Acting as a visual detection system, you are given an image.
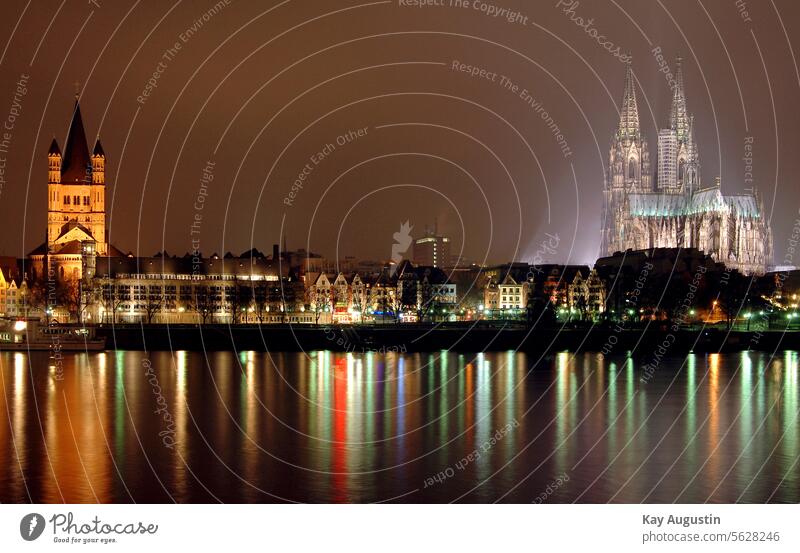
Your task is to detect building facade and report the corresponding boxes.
[602,59,772,275]
[412,229,450,268]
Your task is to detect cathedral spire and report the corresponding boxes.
[617,63,640,141]
[670,56,690,142]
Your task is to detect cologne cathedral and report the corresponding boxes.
[601,58,772,275]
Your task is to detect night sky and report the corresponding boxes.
[0,0,798,267]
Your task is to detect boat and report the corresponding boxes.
[0,318,106,351]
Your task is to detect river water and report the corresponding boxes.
[0,350,797,503]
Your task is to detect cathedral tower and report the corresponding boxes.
[657,57,700,194]
[602,63,651,255]
[607,63,651,193]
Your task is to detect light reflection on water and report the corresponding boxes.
[0,350,797,503]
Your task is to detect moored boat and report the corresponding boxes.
[0,318,106,351]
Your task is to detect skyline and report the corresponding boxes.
[0,0,798,267]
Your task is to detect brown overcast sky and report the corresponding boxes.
[0,0,798,266]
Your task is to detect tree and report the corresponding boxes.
[27,277,48,319]
[192,285,216,324]
[717,270,750,330]
[99,281,128,323]
[143,284,163,324]
[56,279,88,323]
[351,283,364,320]
[227,278,251,324]
[306,285,326,324]
[252,282,269,323]
[328,285,340,322]
[526,296,555,327]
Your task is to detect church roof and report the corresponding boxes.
[687,188,727,213]
[61,99,92,183]
[628,188,762,218]
[28,242,48,256]
[53,240,85,255]
[49,138,61,155]
[724,195,761,218]
[57,220,93,240]
[105,244,128,258]
[628,193,688,217]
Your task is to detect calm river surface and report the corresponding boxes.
[0,350,797,503]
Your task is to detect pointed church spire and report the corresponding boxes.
[617,63,640,141]
[670,56,690,142]
[48,137,61,155]
[61,98,92,183]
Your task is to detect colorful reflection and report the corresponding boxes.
[0,350,797,503]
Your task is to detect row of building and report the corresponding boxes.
[0,247,598,324]
[5,239,797,325]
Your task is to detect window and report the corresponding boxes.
[64,195,70,205]
[83,196,89,206]
[628,158,636,180]
[73,195,80,205]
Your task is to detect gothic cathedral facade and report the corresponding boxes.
[601,59,772,275]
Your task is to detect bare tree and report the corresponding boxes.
[252,282,268,323]
[192,285,216,324]
[227,278,251,324]
[144,284,163,324]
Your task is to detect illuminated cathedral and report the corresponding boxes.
[601,58,772,275]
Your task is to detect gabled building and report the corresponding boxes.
[368,268,399,321]
[497,274,528,310]
[568,269,606,319]
[396,262,457,321]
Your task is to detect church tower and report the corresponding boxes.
[657,57,700,194]
[607,63,651,193]
[602,63,651,255]
[47,96,107,255]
